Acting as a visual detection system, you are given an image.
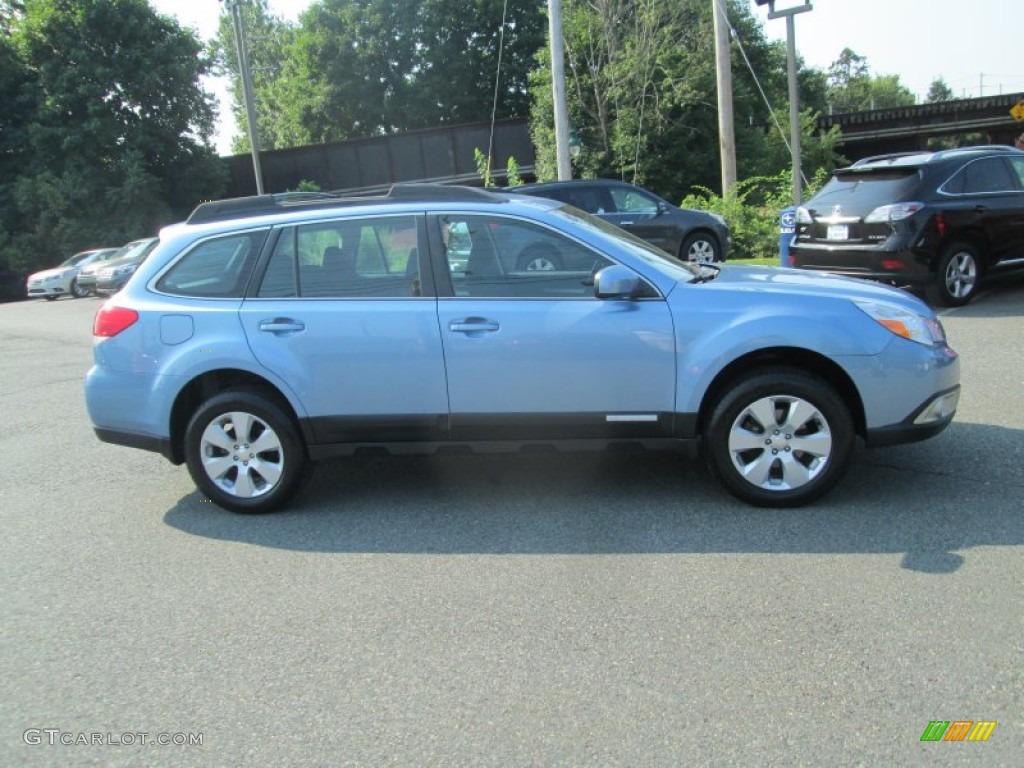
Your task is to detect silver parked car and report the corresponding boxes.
[25,248,118,300]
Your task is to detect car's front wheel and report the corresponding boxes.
[184,389,305,513]
[70,279,89,299]
[704,369,854,507]
[929,240,981,307]
[681,232,721,264]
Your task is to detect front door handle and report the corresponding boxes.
[258,317,305,335]
[449,317,500,334]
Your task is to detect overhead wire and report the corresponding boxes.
[486,0,512,186]
[716,0,809,186]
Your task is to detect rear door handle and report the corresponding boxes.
[258,317,305,335]
[449,317,500,334]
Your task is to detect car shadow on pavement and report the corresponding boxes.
[163,421,1023,574]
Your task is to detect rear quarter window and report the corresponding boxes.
[156,231,267,298]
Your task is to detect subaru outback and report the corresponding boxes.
[85,185,959,512]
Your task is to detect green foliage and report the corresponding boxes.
[475,148,524,187]
[926,78,954,103]
[474,147,493,187]
[680,169,829,261]
[826,47,915,112]
[218,0,547,150]
[290,179,323,192]
[529,0,831,201]
[506,156,523,187]
[1,0,225,275]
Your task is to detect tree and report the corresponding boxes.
[2,0,225,273]
[529,0,834,200]
[216,0,547,150]
[926,78,954,103]
[213,0,296,153]
[826,47,914,112]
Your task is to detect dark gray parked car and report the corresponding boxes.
[515,180,730,264]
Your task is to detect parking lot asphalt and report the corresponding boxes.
[2,280,1022,767]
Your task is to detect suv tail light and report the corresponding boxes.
[94,305,139,338]
[864,202,925,223]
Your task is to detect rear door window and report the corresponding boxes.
[258,215,422,298]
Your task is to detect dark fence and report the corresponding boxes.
[224,118,535,197]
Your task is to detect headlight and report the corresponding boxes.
[44,273,64,283]
[854,301,945,346]
[114,264,137,276]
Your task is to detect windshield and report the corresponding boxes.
[548,203,701,281]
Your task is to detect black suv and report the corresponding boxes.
[516,179,730,264]
[788,146,1024,306]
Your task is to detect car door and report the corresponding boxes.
[602,185,677,253]
[941,156,1024,264]
[430,212,677,442]
[239,213,450,444]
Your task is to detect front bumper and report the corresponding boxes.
[864,385,960,447]
[26,283,66,298]
[95,277,129,295]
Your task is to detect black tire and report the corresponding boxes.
[704,369,854,507]
[70,279,89,299]
[44,295,58,301]
[517,246,561,271]
[184,389,305,513]
[928,240,981,307]
[680,232,721,264]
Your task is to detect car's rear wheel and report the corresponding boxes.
[704,369,854,507]
[929,240,980,307]
[70,279,88,299]
[681,232,720,264]
[44,295,58,301]
[184,389,305,513]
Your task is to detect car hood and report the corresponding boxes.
[689,264,932,313]
[28,266,74,280]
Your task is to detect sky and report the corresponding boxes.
[151,0,1024,156]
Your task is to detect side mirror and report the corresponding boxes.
[656,201,670,215]
[594,265,642,299]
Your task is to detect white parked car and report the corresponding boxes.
[25,248,117,301]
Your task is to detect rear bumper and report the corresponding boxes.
[93,427,177,462]
[788,238,933,284]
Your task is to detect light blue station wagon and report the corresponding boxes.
[85,185,960,512]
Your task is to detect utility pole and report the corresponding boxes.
[223,0,264,194]
[548,0,572,180]
[756,1,813,206]
[712,0,736,196]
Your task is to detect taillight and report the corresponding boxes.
[94,304,139,338]
[934,212,947,237]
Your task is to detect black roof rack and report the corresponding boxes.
[186,184,507,225]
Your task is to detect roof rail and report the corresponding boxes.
[186,184,506,225]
